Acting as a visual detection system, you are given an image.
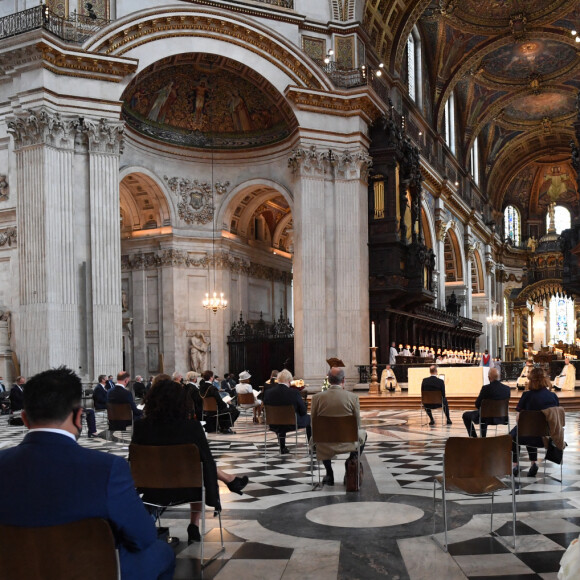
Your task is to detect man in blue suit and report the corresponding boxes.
[107,371,143,430]
[93,374,110,410]
[0,366,175,580]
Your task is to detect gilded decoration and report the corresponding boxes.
[121,249,292,283]
[78,0,109,19]
[122,54,295,150]
[336,36,355,70]
[163,175,230,226]
[302,36,325,62]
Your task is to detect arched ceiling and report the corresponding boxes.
[362,0,580,211]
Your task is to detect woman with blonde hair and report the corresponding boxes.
[511,367,559,478]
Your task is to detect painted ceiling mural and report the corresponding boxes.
[362,0,580,211]
[122,54,296,150]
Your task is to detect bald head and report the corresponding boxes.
[488,367,499,382]
[328,367,345,385]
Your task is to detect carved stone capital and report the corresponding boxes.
[435,218,454,242]
[7,109,76,150]
[84,118,125,155]
[288,146,332,177]
[333,149,373,181]
[0,227,17,247]
[485,260,496,276]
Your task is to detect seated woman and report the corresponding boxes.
[516,359,534,391]
[235,370,261,423]
[379,364,399,392]
[199,370,240,434]
[511,367,559,478]
[553,357,576,391]
[131,379,249,544]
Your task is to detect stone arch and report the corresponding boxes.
[444,227,464,283]
[421,201,435,250]
[472,248,485,295]
[119,168,173,235]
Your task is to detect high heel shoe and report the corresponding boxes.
[226,475,249,495]
[187,523,201,545]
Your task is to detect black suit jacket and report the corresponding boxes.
[92,383,109,410]
[263,383,309,431]
[9,385,24,412]
[184,382,203,421]
[421,375,446,409]
[473,379,510,424]
[199,380,229,411]
[107,384,143,429]
[131,417,219,509]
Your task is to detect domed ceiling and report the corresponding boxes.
[122,53,297,150]
[362,0,580,210]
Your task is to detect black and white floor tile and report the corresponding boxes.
[1,408,579,579]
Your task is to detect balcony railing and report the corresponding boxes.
[0,6,109,43]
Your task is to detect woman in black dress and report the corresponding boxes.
[132,379,248,543]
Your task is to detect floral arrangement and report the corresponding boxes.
[321,377,330,391]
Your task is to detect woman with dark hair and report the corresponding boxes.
[511,367,559,478]
[131,379,248,544]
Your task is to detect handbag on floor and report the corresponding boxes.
[344,455,363,492]
[545,438,564,465]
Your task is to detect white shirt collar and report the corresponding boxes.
[115,383,127,390]
[29,427,76,442]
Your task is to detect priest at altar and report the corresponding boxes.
[380,365,399,392]
[516,359,534,390]
[553,358,576,391]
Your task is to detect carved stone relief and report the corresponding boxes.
[189,331,210,373]
[288,145,372,181]
[0,228,17,247]
[435,218,455,242]
[0,175,8,201]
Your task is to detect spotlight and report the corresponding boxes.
[376,69,382,77]
[324,57,330,64]
[419,131,423,136]
[328,49,334,56]
[379,63,384,68]
[576,36,580,43]
[454,181,459,186]
[572,30,577,35]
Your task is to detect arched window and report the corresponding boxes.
[470,137,479,186]
[406,27,422,108]
[504,205,520,245]
[549,295,575,344]
[443,93,456,155]
[546,205,571,235]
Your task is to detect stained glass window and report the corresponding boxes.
[545,205,571,235]
[549,296,575,344]
[504,205,520,245]
[407,35,416,102]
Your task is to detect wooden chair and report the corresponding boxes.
[421,390,444,425]
[310,414,359,490]
[237,392,257,423]
[129,443,224,568]
[201,396,232,433]
[433,434,516,552]
[263,404,308,462]
[475,398,510,437]
[0,518,119,580]
[516,410,563,484]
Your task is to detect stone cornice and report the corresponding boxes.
[121,248,292,283]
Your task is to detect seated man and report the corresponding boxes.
[379,364,399,393]
[133,375,147,399]
[553,357,576,391]
[517,359,534,391]
[462,367,510,437]
[92,374,109,410]
[9,376,25,412]
[311,367,367,486]
[199,370,239,434]
[262,368,311,455]
[421,365,452,426]
[107,371,143,431]
[0,367,175,580]
[184,371,203,421]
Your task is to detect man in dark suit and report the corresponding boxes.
[462,367,510,437]
[107,371,143,430]
[263,369,311,454]
[9,376,25,412]
[421,365,452,426]
[0,367,175,580]
[92,374,109,410]
[199,370,239,434]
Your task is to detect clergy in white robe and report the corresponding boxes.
[380,365,399,392]
[517,359,534,390]
[389,342,398,365]
[553,358,576,391]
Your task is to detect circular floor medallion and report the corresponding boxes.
[306,501,424,528]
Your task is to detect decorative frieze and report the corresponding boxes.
[288,145,371,181]
[0,227,16,247]
[163,175,229,225]
[121,249,292,283]
[334,149,372,181]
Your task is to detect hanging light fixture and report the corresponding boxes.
[202,127,227,314]
[486,309,503,326]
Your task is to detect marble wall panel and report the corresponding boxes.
[146,274,158,326]
[249,280,271,320]
[187,273,207,323]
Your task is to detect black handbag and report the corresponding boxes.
[545,438,564,465]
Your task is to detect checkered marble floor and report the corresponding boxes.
[1,409,579,579]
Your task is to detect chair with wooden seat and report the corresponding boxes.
[201,396,232,433]
[516,410,563,484]
[237,392,257,423]
[474,398,511,437]
[433,434,516,552]
[129,443,224,568]
[310,414,360,490]
[106,403,133,442]
[0,518,119,580]
[421,390,444,425]
[263,404,308,461]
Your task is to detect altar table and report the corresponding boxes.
[407,366,488,396]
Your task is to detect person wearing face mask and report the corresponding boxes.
[0,366,175,580]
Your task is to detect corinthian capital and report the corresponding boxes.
[288,146,332,177]
[84,118,125,155]
[334,149,373,181]
[7,108,76,150]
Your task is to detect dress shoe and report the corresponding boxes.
[527,463,539,478]
[322,473,334,486]
[220,428,235,434]
[280,446,290,455]
[429,420,435,426]
[226,475,249,495]
[446,419,453,425]
[187,523,201,545]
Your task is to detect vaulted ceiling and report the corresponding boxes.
[362,0,580,212]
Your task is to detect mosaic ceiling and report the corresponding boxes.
[122,53,297,150]
[362,0,580,209]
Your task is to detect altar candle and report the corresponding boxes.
[371,322,376,347]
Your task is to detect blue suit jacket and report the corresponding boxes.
[93,383,109,410]
[107,385,143,429]
[0,431,174,579]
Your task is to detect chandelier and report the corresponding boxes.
[486,311,503,326]
[202,132,227,314]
